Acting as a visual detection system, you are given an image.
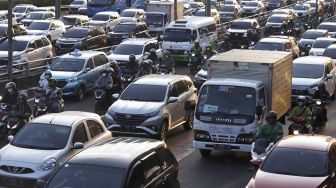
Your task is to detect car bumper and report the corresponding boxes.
[193,140,251,152]
[61,82,80,96]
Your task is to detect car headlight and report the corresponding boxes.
[67,77,77,82]
[145,110,160,117]
[243,33,247,37]
[37,158,57,171]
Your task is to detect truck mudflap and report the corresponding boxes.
[193,140,251,152]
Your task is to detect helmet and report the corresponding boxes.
[150,48,156,54]
[194,40,200,45]
[266,111,277,123]
[206,44,211,49]
[17,93,27,102]
[318,80,326,90]
[48,78,57,85]
[45,70,52,77]
[107,67,114,74]
[100,68,108,74]
[297,95,306,103]
[129,54,136,62]
[5,82,16,89]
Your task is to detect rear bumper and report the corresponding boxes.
[193,140,251,152]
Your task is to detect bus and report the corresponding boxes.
[87,0,146,17]
[162,16,218,62]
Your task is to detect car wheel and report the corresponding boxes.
[199,149,212,158]
[183,110,194,131]
[77,86,85,101]
[157,120,168,141]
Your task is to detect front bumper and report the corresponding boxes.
[58,81,80,96]
[193,140,251,152]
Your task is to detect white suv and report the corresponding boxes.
[89,11,122,32]
[27,20,66,43]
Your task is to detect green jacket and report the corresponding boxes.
[290,106,312,122]
[191,46,202,54]
[255,122,283,141]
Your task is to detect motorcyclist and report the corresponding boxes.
[327,5,334,17]
[136,60,153,78]
[0,82,18,106]
[159,51,175,73]
[147,48,158,65]
[39,70,52,90]
[191,40,203,55]
[306,15,315,29]
[13,93,32,126]
[289,95,312,123]
[46,78,63,113]
[110,60,123,77]
[109,61,122,93]
[312,81,329,122]
[255,111,283,142]
[204,44,217,59]
[96,68,113,106]
[125,54,139,76]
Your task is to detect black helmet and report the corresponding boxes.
[17,93,27,102]
[266,111,277,122]
[318,80,326,90]
[5,82,16,89]
[100,68,108,74]
[129,54,136,62]
[206,44,211,49]
[45,70,52,77]
[150,48,156,54]
[48,78,57,84]
[107,67,113,74]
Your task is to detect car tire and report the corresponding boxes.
[77,86,85,101]
[157,120,168,141]
[199,149,212,158]
[183,110,194,131]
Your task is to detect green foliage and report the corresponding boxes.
[0,0,73,10]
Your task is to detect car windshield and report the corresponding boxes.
[13,7,27,13]
[245,2,258,6]
[72,0,84,5]
[63,29,88,38]
[302,31,324,39]
[26,13,44,20]
[268,16,285,23]
[112,24,135,33]
[231,21,252,29]
[120,84,167,102]
[47,164,125,188]
[50,58,86,72]
[219,6,235,11]
[317,24,336,32]
[195,10,205,16]
[121,11,136,17]
[92,14,110,21]
[145,14,163,26]
[0,40,28,51]
[261,147,328,177]
[255,42,284,51]
[163,28,192,42]
[61,17,77,25]
[11,123,71,150]
[196,85,256,116]
[293,63,324,78]
[28,22,50,30]
[114,44,143,55]
[323,48,336,59]
[313,40,335,48]
[0,26,7,36]
[293,5,307,10]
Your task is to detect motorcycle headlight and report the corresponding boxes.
[243,33,247,37]
[37,158,57,171]
[145,110,160,117]
[34,98,39,103]
[67,77,78,82]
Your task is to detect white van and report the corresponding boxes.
[162,16,217,62]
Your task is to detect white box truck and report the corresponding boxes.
[192,49,292,157]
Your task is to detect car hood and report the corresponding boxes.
[309,48,325,56]
[108,54,142,62]
[57,37,83,43]
[292,77,320,89]
[299,38,315,45]
[0,51,23,59]
[267,22,282,27]
[227,28,248,33]
[48,71,79,80]
[295,10,307,14]
[89,20,107,25]
[243,6,257,9]
[27,30,47,35]
[252,170,327,188]
[110,100,163,114]
[0,144,64,164]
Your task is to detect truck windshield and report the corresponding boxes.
[196,85,256,117]
[163,28,192,42]
[293,63,324,79]
[145,14,163,26]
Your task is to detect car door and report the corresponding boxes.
[24,40,38,66]
[166,82,180,127]
[176,80,189,124]
[65,122,90,159]
[33,39,45,67]
[141,152,164,188]
[85,29,95,48]
[92,54,108,82]
[155,147,179,188]
[83,57,96,90]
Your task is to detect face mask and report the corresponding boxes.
[7,88,13,93]
[102,73,107,77]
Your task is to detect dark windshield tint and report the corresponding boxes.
[323,48,336,59]
[64,28,88,38]
[47,164,125,188]
[317,24,336,32]
[312,40,336,48]
[145,14,163,25]
[28,22,50,30]
[268,16,285,23]
[61,17,77,25]
[293,5,307,10]
[112,24,135,33]
[120,84,167,102]
[197,85,256,116]
[50,58,86,72]
[13,7,27,13]
[219,6,235,12]
[255,42,284,51]
[231,21,252,29]
[293,63,324,78]
[121,11,136,17]
[261,147,328,177]
[268,0,280,3]
[163,28,191,42]
[302,31,324,39]
[92,14,110,21]
[114,44,143,55]
[12,123,71,150]
[72,0,84,5]
[0,40,28,51]
[27,13,44,20]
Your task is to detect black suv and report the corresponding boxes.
[106,22,149,45]
[226,19,261,48]
[55,26,107,55]
[37,137,180,188]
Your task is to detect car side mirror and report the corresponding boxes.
[7,135,14,142]
[73,142,84,149]
[27,47,35,52]
[35,180,46,188]
[144,52,150,56]
[112,93,120,99]
[85,67,92,72]
[326,74,333,80]
[250,159,262,169]
[168,96,178,104]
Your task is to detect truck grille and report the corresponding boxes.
[113,113,148,126]
[211,134,236,142]
[0,165,34,174]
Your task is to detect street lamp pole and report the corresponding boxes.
[316,0,318,27]
[8,0,13,80]
[55,0,61,19]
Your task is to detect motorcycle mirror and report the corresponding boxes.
[7,135,14,142]
[250,159,262,168]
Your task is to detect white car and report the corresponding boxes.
[27,20,66,43]
[13,4,37,21]
[21,11,55,26]
[309,37,336,56]
[120,9,145,23]
[31,6,55,12]
[90,11,121,32]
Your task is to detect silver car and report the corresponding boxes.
[0,111,112,186]
[103,74,198,140]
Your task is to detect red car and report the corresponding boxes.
[247,135,336,188]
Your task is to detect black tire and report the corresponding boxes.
[77,86,85,101]
[200,149,212,158]
[157,120,168,141]
[183,110,194,130]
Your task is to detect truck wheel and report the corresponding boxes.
[183,110,194,131]
[200,149,212,158]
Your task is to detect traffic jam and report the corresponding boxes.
[0,0,335,187]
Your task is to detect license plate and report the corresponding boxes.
[306,45,311,47]
[214,144,231,150]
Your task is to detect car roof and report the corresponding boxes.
[30,20,55,24]
[62,15,89,19]
[205,78,262,88]
[319,22,336,26]
[120,38,156,45]
[30,11,54,14]
[259,37,287,43]
[123,8,144,12]
[315,37,336,42]
[305,29,328,34]
[60,50,105,60]
[233,18,256,23]
[12,35,45,41]
[30,111,100,127]
[326,44,336,49]
[95,11,119,15]
[68,137,164,168]
[277,135,335,151]
[293,56,331,65]
[269,14,288,18]
[134,74,191,85]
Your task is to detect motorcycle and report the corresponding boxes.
[310,99,327,133]
[288,116,310,135]
[94,88,106,115]
[0,103,10,138]
[33,95,49,117]
[250,139,274,170]
[188,53,203,75]
[122,74,135,89]
[6,111,25,136]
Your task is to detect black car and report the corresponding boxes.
[36,137,180,188]
[55,26,107,55]
[226,19,261,48]
[106,22,149,45]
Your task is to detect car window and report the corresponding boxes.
[86,120,104,139]
[73,122,89,144]
[28,41,36,49]
[258,87,266,107]
[86,58,94,69]
[141,152,162,184]
[128,161,145,188]
[35,39,44,48]
[93,55,102,67]
[99,54,109,65]
[144,44,151,53]
[170,83,179,97]
[42,37,50,46]
[156,147,176,170]
[177,80,188,95]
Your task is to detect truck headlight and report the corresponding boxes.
[37,158,57,171]
[194,130,211,141]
